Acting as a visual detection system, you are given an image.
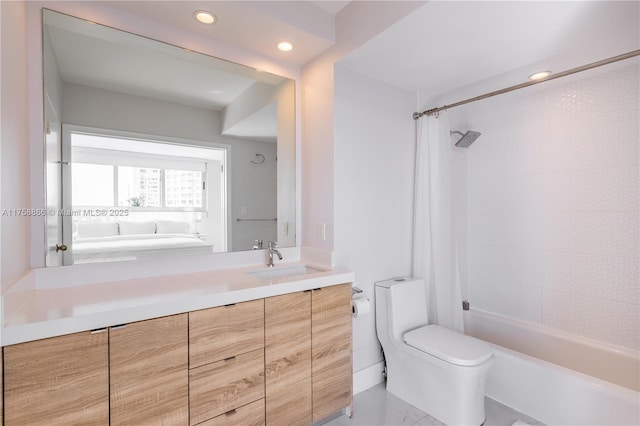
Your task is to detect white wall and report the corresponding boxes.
[63,83,220,144]
[300,0,425,251]
[444,60,639,352]
[230,140,277,251]
[221,81,278,137]
[334,66,416,372]
[301,56,335,250]
[1,0,31,289]
[299,1,425,383]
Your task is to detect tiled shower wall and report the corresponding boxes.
[455,60,639,351]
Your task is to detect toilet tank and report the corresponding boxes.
[376,278,428,341]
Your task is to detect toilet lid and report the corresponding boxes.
[403,325,493,366]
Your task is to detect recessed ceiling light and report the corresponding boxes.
[277,41,293,52]
[529,70,552,81]
[194,10,216,25]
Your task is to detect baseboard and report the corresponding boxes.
[353,361,385,395]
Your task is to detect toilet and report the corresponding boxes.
[375,277,493,426]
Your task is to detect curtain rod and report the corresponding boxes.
[413,50,640,120]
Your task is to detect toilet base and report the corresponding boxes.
[385,344,493,426]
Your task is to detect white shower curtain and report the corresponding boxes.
[412,110,464,332]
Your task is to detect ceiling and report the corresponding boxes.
[102,1,348,66]
[339,1,640,100]
[51,1,639,111]
[45,17,262,111]
[45,8,288,142]
[311,1,351,15]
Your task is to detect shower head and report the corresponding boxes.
[450,130,481,148]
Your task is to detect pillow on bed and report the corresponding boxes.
[156,220,191,234]
[119,221,157,235]
[77,222,119,238]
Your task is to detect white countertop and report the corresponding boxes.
[2,262,354,346]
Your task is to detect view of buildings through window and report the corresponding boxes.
[165,170,203,208]
[73,164,204,210]
[118,167,161,207]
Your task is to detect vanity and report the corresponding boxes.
[0,263,354,425]
[0,4,352,424]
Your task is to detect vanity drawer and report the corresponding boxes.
[189,299,264,368]
[197,399,265,426]
[189,348,265,425]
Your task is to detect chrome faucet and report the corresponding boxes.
[252,239,263,250]
[267,241,282,267]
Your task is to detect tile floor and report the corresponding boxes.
[324,383,545,426]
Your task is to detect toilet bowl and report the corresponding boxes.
[375,277,493,426]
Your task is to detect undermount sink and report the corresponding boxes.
[247,264,325,280]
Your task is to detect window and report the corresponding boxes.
[72,163,205,211]
[117,166,162,208]
[72,163,114,206]
[165,170,203,208]
[62,126,229,264]
[69,131,212,212]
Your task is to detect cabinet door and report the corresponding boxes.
[312,283,353,422]
[265,291,312,425]
[4,330,109,425]
[190,299,264,368]
[110,314,188,426]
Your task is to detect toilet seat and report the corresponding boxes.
[403,325,493,366]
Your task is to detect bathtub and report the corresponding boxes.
[463,309,640,426]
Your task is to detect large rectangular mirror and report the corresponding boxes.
[42,8,295,266]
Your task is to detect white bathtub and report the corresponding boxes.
[464,309,640,426]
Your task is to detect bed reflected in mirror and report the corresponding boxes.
[66,129,225,264]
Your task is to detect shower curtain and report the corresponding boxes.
[412,110,464,332]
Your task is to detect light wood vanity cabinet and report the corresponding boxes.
[3,330,110,425]
[189,298,265,368]
[190,348,265,425]
[110,314,189,425]
[264,283,353,425]
[1,282,352,426]
[189,300,266,426]
[265,291,313,425]
[312,283,353,422]
[196,399,265,426]
[3,316,188,426]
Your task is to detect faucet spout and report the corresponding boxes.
[267,241,283,267]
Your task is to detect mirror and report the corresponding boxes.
[42,9,295,266]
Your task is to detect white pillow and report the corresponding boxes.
[77,222,119,238]
[156,220,191,234]
[119,221,157,235]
